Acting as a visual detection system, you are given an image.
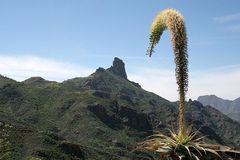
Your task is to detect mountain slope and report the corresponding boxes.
[0,58,240,160]
[198,95,240,122]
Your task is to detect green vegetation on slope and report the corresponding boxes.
[0,58,239,159]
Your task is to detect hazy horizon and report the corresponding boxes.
[0,0,240,101]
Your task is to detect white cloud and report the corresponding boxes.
[213,13,240,33]
[128,65,240,101]
[213,13,240,23]
[1,55,239,102]
[128,68,178,101]
[225,24,240,32]
[0,55,94,82]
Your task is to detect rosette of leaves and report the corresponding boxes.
[139,129,222,160]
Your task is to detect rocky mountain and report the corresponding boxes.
[198,95,240,122]
[0,57,240,160]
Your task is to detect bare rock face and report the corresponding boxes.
[108,57,127,79]
[87,103,152,135]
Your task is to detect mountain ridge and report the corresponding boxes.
[0,57,240,159]
[198,95,240,122]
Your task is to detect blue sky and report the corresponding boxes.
[0,0,240,101]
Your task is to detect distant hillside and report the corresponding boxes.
[198,95,240,122]
[0,57,240,160]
